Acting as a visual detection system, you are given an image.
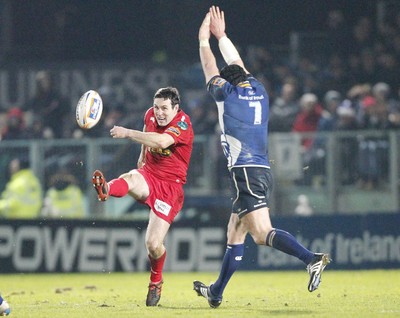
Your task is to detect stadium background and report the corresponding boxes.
[0,0,400,273]
[2,0,379,63]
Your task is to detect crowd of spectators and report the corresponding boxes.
[0,9,399,194]
[190,10,400,190]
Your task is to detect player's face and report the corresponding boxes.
[153,98,179,126]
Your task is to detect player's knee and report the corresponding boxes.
[118,171,128,178]
[251,235,265,245]
[251,228,273,245]
[145,238,162,256]
[118,172,133,184]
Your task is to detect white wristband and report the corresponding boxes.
[218,36,240,64]
[199,39,210,47]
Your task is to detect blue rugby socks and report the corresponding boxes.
[210,244,244,299]
[209,229,314,300]
[266,228,314,264]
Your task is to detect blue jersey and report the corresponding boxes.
[207,75,270,169]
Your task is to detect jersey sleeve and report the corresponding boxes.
[207,75,233,102]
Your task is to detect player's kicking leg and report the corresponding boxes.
[307,253,331,292]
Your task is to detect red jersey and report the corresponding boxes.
[142,107,193,184]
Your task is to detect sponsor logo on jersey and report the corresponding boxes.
[150,147,172,157]
[238,94,265,100]
[166,126,181,136]
[177,121,188,130]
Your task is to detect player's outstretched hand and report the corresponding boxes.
[209,6,226,40]
[199,12,211,41]
[110,125,128,139]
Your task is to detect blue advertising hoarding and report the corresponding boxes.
[0,213,399,273]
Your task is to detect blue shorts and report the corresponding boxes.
[229,167,273,219]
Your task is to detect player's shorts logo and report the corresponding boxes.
[154,199,171,216]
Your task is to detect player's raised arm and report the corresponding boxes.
[209,6,249,74]
[198,12,219,83]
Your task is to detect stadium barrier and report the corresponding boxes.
[0,212,399,273]
[0,129,399,218]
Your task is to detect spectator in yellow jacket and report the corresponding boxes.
[0,157,42,218]
[41,170,85,218]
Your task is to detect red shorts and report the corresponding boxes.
[137,169,184,224]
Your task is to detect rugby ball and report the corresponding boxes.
[76,90,103,129]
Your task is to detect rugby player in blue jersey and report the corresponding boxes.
[0,294,10,316]
[193,6,330,308]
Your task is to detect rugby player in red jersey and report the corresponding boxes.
[92,87,193,306]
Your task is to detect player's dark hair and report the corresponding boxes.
[154,87,181,106]
[220,64,248,86]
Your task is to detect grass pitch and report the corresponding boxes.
[1,270,399,318]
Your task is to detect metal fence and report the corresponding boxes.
[0,129,399,219]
